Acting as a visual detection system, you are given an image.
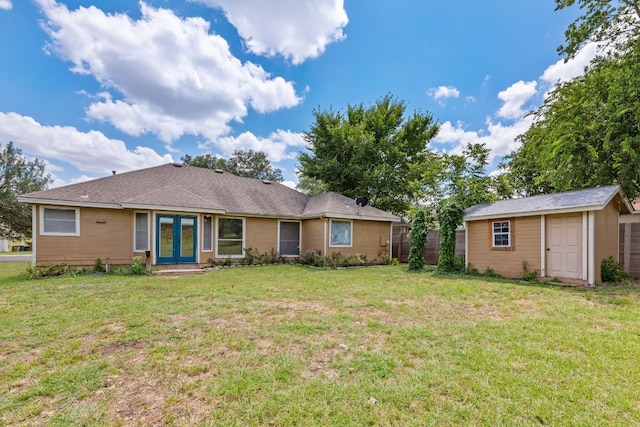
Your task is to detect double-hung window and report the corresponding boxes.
[203,215,213,252]
[134,212,149,251]
[492,220,510,248]
[330,219,352,247]
[41,207,79,236]
[216,217,244,257]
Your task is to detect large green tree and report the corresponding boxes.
[298,94,441,215]
[182,149,283,182]
[0,142,51,238]
[503,38,640,199]
[556,0,640,59]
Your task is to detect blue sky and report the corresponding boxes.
[0,1,599,188]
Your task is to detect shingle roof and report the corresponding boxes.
[19,163,399,221]
[464,185,631,221]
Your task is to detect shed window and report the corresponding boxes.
[41,207,79,236]
[492,221,510,247]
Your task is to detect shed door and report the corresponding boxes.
[546,214,582,279]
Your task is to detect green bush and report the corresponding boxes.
[601,256,627,283]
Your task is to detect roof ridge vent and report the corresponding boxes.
[262,179,271,184]
[172,162,183,167]
[214,168,224,173]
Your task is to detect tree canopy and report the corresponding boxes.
[503,38,640,199]
[0,142,51,238]
[298,94,441,215]
[555,0,640,59]
[182,150,283,182]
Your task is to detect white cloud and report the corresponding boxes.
[212,129,306,162]
[197,0,348,65]
[0,112,173,175]
[429,85,460,101]
[37,1,301,144]
[496,80,537,119]
[0,0,12,11]
[540,42,599,84]
[433,115,533,160]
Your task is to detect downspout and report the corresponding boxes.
[323,217,328,257]
[31,205,37,266]
[540,215,545,278]
[463,220,468,269]
[588,211,595,285]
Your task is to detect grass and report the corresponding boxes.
[1,263,640,425]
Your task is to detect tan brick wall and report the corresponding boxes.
[245,217,279,253]
[467,216,541,278]
[35,206,133,267]
[326,220,391,261]
[301,218,325,255]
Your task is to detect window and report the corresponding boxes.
[330,220,352,247]
[41,207,79,236]
[203,215,213,252]
[216,217,244,257]
[492,220,510,247]
[134,212,149,251]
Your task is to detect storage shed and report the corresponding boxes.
[464,186,632,284]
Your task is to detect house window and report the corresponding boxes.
[203,215,213,252]
[216,217,244,257]
[134,212,149,251]
[330,220,352,247]
[492,220,510,247]
[41,207,79,236]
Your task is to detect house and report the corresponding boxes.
[463,185,633,284]
[17,163,399,268]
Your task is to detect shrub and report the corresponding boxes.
[601,256,627,283]
[27,263,71,279]
[408,209,429,271]
[521,260,538,282]
[108,256,148,276]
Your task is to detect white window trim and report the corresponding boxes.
[492,220,511,248]
[202,215,213,252]
[215,216,245,258]
[329,219,353,248]
[133,211,150,252]
[40,206,80,236]
[277,220,301,257]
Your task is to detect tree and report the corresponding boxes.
[435,143,496,273]
[182,150,283,181]
[503,38,640,199]
[408,209,430,271]
[298,94,441,215]
[555,0,640,60]
[0,142,51,238]
[295,175,328,195]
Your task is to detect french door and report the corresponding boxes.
[156,214,197,263]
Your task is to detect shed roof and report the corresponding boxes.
[19,163,399,221]
[464,185,632,221]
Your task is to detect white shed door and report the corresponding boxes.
[546,214,582,279]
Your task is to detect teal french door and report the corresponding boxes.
[156,214,197,263]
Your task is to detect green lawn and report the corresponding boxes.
[1,263,639,426]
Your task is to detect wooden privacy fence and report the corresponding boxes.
[394,223,640,277]
[392,228,465,265]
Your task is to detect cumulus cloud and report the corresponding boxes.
[197,0,348,65]
[540,42,600,84]
[496,80,537,119]
[0,112,173,175]
[433,116,533,159]
[0,0,11,11]
[212,129,306,162]
[36,1,301,144]
[428,85,460,103]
